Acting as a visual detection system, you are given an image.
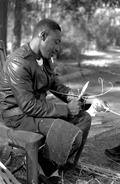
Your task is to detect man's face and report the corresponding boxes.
[40,29,61,59]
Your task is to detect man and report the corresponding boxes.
[105,145,120,162]
[0,19,106,183]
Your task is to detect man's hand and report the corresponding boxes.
[67,99,82,116]
[86,98,109,117]
[91,98,109,112]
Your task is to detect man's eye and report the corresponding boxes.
[55,40,60,44]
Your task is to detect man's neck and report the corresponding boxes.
[32,50,41,60]
[29,40,42,60]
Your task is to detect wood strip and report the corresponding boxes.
[79,161,120,178]
[0,161,21,184]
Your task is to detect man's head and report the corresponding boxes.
[31,19,61,59]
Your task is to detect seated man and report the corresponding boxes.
[0,18,107,184]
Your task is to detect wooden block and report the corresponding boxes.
[91,116,104,125]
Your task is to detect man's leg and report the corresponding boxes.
[73,111,91,162]
[63,110,91,171]
[37,118,83,176]
[3,114,87,177]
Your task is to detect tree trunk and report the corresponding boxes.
[46,0,52,18]
[0,0,8,51]
[41,1,47,19]
[12,0,24,52]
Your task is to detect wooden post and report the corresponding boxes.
[0,0,8,50]
[26,142,38,184]
[0,40,6,71]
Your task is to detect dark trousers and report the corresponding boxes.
[66,111,91,168]
[3,110,91,176]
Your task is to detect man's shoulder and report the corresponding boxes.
[7,44,32,61]
[14,44,32,59]
[5,44,33,69]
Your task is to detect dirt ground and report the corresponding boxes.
[63,47,120,184]
[4,47,120,183]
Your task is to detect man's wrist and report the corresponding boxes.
[67,90,78,102]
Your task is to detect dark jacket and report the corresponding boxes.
[0,44,70,118]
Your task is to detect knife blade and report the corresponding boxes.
[78,81,89,100]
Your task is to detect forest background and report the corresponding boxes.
[1,1,120,183]
[1,0,120,66]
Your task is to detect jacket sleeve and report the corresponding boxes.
[50,73,71,103]
[6,58,69,118]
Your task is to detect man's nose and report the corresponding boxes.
[55,44,60,54]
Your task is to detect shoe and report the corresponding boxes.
[105,145,120,162]
[39,174,61,184]
[39,174,50,184]
[46,176,61,184]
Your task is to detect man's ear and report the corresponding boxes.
[38,31,47,41]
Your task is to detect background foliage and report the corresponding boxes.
[1,0,120,62]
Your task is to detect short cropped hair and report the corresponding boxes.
[32,19,61,38]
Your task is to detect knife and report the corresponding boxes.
[78,81,89,100]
